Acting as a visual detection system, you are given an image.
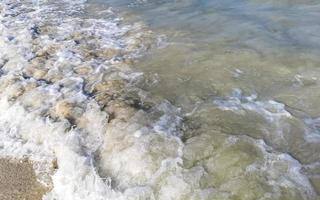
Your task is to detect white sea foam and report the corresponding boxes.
[0,0,160,199]
[214,89,292,121]
[304,117,320,141]
[0,0,318,200]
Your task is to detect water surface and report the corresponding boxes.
[1,0,320,199]
[94,0,320,198]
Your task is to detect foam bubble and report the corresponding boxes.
[0,0,318,199]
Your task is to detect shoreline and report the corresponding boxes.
[0,0,319,200]
[0,0,167,199]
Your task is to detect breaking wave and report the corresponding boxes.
[0,0,318,200]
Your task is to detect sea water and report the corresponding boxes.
[0,0,319,199]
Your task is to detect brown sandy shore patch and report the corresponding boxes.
[0,159,48,200]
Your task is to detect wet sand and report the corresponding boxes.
[0,159,48,200]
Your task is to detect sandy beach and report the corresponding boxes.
[0,159,47,200]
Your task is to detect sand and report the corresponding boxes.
[0,159,48,200]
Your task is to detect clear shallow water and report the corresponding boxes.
[0,0,319,199]
[97,0,320,111]
[95,0,320,198]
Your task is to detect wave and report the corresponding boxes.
[0,0,318,200]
